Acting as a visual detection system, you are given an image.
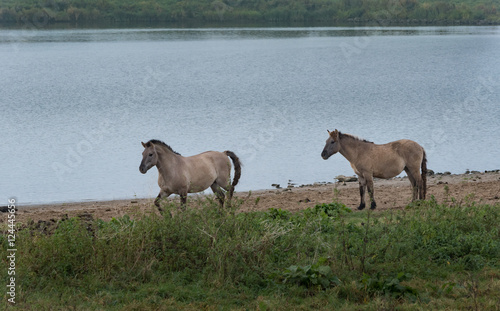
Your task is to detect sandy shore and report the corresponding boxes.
[4,171,500,226]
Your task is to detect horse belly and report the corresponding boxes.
[187,170,217,193]
[187,183,212,193]
[185,155,221,193]
[373,158,405,179]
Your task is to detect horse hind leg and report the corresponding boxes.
[210,182,226,207]
[414,173,424,200]
[405,166,423,201]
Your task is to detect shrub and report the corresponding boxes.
[281,258,341,290]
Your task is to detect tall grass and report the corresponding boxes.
[2,197,500,309]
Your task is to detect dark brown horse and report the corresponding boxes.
[321,130,426,210]
[140,140,241,209]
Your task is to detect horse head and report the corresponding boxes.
[321,129,340,159]
[139,141,158,174]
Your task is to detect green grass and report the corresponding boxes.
[1,198,500,310]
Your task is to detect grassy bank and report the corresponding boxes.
[1,0,500,26]
[2,197,500,309]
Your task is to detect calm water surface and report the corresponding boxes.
[1,26,499,205]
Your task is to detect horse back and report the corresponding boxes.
[184,151,231,180]
[387,139,424,160]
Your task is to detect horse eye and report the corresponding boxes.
[149,153,153,157]
[331,141,335,144]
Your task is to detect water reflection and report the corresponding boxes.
[1,26,499,44]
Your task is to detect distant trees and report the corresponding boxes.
[1,0,499,26]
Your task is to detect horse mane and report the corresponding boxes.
[339,132,374,144]
[146,139,181,155]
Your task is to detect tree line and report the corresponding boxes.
[1,0,499,26]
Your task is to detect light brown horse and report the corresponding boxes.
[321,130,426,210]
[139,139,241,209]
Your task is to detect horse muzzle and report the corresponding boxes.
[321,150,330,160]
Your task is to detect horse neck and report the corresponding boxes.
[338,136,369,163]
[155,146,182,175]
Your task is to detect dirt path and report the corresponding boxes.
[4,171,500,226]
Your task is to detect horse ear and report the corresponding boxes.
[328,129,337,139]
[330,129,339,140]
[141,142,146,148]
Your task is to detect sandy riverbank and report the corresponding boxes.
[4,171,499,226]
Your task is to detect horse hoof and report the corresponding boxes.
[357,203,365,210]
[370,202,377,210]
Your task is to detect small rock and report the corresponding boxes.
[335,175,358,182]
[299,198,311,203]
[271,184,281,189]
[0,206,17,213]
[443,171,451,175]
[427,169,435,176]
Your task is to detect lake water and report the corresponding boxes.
[1,26,500,205]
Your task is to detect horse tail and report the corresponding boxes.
[224,150,241,199]
[421,149,427,200]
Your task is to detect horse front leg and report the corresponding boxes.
[154,193,161,208]
[155,190,170,212]
[366,176,376,210]
[179,193,187,210]
[357,177,367,210]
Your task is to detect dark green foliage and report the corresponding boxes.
[1,0,499,25]
[310,201,352,217]
[267,207,291,220]
[281,258,342,290]
[358,272,420,301]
